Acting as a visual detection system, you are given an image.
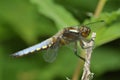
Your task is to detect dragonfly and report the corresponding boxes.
[11,20,104,62]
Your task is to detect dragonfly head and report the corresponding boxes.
[79,26,91,38]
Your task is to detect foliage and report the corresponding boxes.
[0,0,120,80]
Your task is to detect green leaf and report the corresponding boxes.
[98,9,120,24]
[91,46,120,75]
[0,0,57,44]
[0,0,38,43]
[96,23,120,46]
[30,0,79,29]
[84,9,120,47]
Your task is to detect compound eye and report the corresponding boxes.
[80,27,91,37]
[81,32,89,37]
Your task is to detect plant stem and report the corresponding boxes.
[72,59,84,80]
[81,32,96,80]
[72,33,96,80]
[94,0,107,17]
[72,0,105,79]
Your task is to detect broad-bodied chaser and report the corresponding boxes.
[11,20,104,62]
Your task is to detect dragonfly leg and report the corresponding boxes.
[79,38,95,49]
[74,42,85,61]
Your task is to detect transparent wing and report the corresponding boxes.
[43,38,60,63]
[43,46,59,63]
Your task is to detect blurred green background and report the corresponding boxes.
[0,0,120,80]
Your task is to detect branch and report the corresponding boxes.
[81,32,96,80]
[94,0,107,18]
[72,59,84,80]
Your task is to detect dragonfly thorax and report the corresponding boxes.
[62,27,80,41]
[59,26,91,45]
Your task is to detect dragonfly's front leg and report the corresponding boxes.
[79,38,95,49]
[74,41,85,61]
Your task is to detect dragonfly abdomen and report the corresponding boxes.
[11,38,54,57]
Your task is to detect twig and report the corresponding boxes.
[81,32,96,80]
[94,0,107,18]
[72,1,103,79]
[72,59,84,80]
